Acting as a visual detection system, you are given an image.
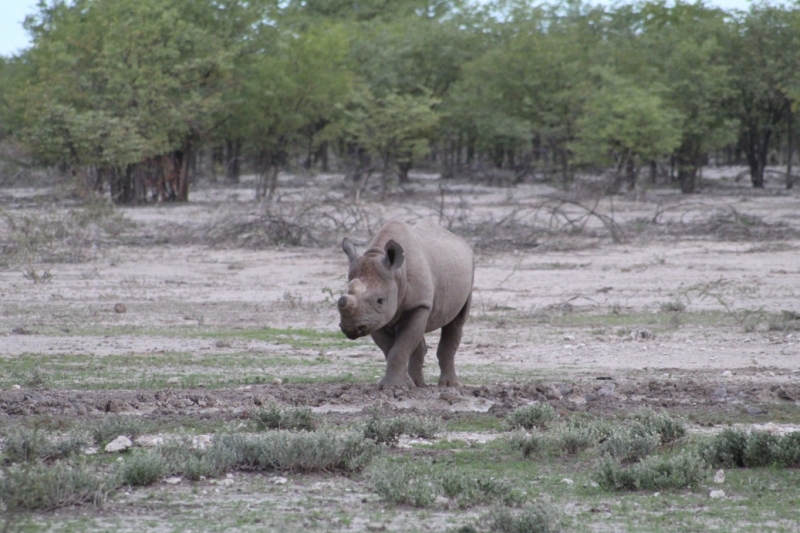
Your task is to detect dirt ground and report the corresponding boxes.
[1,169,800,531]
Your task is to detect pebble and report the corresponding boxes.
[714,469,725,484]
[712,387,727,399]
[272,378,283,385]
[114,303,127,314]
[709,490,725,499]
[105,435,132,453]
[721,371,732,378]
[746,406,767,416]
[220,478,234,486]
[271,477,288,485]
[561,478,574,485]
[166,377,181,384]
[11,384,21,390]
[165,477,182,485]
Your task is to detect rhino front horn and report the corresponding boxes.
[338,295,356,316]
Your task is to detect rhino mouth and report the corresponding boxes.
[340,322,370,340]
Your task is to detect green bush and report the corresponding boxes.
[701,428,748,468]
[251,404,318,432]
[363,409,440,445]
[778,432,800,467]
[505,403,557,430]
[507,430,545,458]
[368,461,526,509]
[119,451,167,486]
[553,416,612,455]
[594,451,708,491]
[629,409,686,446]
[0,461,115,511]
[598,426,660,463]
[743,431,781,467]
[487,506,560,533]
[91,415,149,445]
[2,427,88,463]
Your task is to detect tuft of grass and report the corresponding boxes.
[0,461,115,512]
[507,430,545,458]
[597,426,660,464]
[119,451,167,487]
[629,409,687,446]
[368,460,525,509]
[91,415,150,446]
[659,300,686,313]
[701,429,800,468]
[552,416,612,455]
[1,427,88,464]
[505,403,556,430]
[209,430,378,473]
[251,404,319,432]
[486,505,561,533]
[594,451,708,491]
[363,409,440,446]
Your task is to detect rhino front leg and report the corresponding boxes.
[379,307,429,390]
[437,294,471,388]
[407,338,427,387]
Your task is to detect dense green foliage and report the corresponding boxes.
[2,0,800,202]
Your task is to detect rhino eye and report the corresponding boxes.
[377,298,384,306]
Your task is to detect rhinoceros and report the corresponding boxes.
[337,219,474,389]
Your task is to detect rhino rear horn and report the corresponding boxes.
[342,238,358,263]
[383,240,405,271]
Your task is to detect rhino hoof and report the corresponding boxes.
[438,376,463,388]
[378,374,416,390]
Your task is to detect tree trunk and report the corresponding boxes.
[175,148,190,202]
[397,161,412,184]
[787,112,794,190]
[625,156,637,191]
[649,160,658,185]
[225,140,240,183]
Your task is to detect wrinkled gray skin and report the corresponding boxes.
[337,219,474,389]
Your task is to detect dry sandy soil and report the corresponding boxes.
[1,169,800,531]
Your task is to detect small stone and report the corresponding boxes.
[721,371,732,378]
[776,388,795,401]
[746,406,767,416]
[167,377,181,384]
[271,477,288,485]
[714,469,725,484]
[545,387,562,400]
[561,478,574,485]
[563,335,575,341]
[272,378,283,385]
[712,387,727,399]
[11,384,21,390]
[597,385,616,397]
[84,446,98,455]
[105,435,132,453]
[165,477,182,485]
[220,478,234,486]
[114,303,127,314]
[709,490,725,499]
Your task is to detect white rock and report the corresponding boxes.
[220,478,234,486]
[709,490,725,499]
[165,477,182,485]
[11,384,21,390]
[589,480,599,488]
[563,335,575,341]
[84,446,98,455]
[271,477,288,485]
[721,371,732,378]
[272,378,283,385]
[561,478,574,485]
[226,473,234,479]
[714,469,725,484]
[105,435,132,453]
[135,435,164,448]
[166,377,181,384]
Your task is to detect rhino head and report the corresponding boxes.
[337,238,405,340]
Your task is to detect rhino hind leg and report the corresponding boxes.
[407,338,427,387]
[437,294,471,388]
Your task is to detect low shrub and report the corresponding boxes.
[505,403,556,430]
[594,451,708,491]
[487,505,561,533]
[507,430,545,458]
[2,427,88,463]
[119,451,167,487]
[778,432,800,467]
[629,409,686,446]
[598,426,660,463]
[251,404,318,432]
[552,416,612,455]
[368,461,526,509]
[91,415,149,445]
[363,409,440,445]
[0,461,115,512]
[702,429,800,468]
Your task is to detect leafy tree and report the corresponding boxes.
[723,4,800,188]
[572,70,682,191]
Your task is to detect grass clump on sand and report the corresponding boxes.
[91,415,150,446]
[0,461,115,512]
[485,506,561,533]
[251,404,319,431]
[1,427,89,464]
[368,460,525,509]
[593,451,708,491]
[363,408,440,446]
[119,451,168,487]
[701,428,800,468]
[505,403,556,430]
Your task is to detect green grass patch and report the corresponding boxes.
[251,404,319,432]
[593,450,709,491]
[362,409,440,445]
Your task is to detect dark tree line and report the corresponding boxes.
[0,0,799,203]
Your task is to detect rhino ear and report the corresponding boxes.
[383,240,405,271]
[342,238,358,263]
